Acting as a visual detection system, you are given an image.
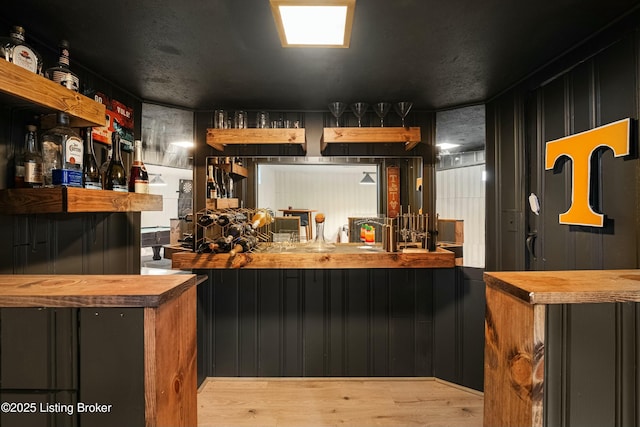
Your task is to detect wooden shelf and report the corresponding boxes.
[0,60,106,128]
[206,128,306,152]
[321,127,421,151]
[206,198,239,210]
[0,187,163,214]
[220,162,248,178]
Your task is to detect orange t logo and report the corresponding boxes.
[545,118,631,227]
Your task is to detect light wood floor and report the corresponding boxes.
[197,377,484,427]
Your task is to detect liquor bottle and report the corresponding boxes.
[223,157,233,198]
[212,236,234,253]
[44,40,79,92]
[23,124,43,188]
[197,212,218,228]
[100,145,112,188]
[82,128,102,189]
[41,112,83,186]
[216,213,234,227]
[13,131,25,188]
[226,223,245,239]
[213,158,227,198]
[105,132,127,192]
[250,209,273,229]
[229,235,257,256]
[128,140,149,193]
[0,26,43,74]
[207,165,218,199]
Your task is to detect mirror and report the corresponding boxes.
[435,105,486,268]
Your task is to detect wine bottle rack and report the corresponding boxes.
[194,207,275,254]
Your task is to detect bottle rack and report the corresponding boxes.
[194,207,274,254]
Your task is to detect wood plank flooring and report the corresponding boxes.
[197,378,484,427]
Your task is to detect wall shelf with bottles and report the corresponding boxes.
[0,60,105,128]
[206,128,306,152]
[0,187,162,214]
[321,127,421,151]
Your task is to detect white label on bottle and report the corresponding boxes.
[24,161,43,185]
[11,45,38,73]
[110,184,128,192]
[50,70,79,91]
[134,181,149,194]
[84,181,102,190]
[65,136,83,169]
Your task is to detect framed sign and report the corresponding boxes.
[387,166,400,218]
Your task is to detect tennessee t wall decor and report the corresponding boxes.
[545,118,631,227]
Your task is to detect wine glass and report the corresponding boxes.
[350,102,369,127]
[328,102,347,127]
[373,102,391,127]
[395,101,413,127]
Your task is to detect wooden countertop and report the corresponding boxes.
[171,245,455,270]
[0,274,197,308]
[484,270,640,305]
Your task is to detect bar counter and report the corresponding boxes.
[483,270,640,427]
[0,274,197,427]
[171,244,455,269]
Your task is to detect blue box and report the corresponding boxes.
[52,169,83,187]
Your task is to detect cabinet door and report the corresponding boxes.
[0,308,77,390]
[78,308,144,427]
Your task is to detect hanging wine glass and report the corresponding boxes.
[395,101,413,127]
[373,102,391,127]
[328,102,347,127]
[350,102,369,127]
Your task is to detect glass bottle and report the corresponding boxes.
[214,158,226,198]
[207,164,217,199]
[23,124,43,188]
[82,128,102,190]
[105,132,127,192]
[306,213,335,252]
[0,26,43,74]
[45,39,80,92]
[13,131,25,188]
[41,112,82,186]
[99,145,112,188]
[250,209,273,229]
[128,140,149,193]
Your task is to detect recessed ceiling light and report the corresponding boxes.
[270,0,356,48]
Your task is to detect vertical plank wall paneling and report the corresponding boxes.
[196,267,485,390]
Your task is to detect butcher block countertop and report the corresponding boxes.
[484,270,640,305]
[171,245,455,270]
[0,274,197,307]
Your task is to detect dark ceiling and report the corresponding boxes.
[3,0,640,112]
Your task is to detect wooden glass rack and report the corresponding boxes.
[321,127,421,151]
[206,128,306,152]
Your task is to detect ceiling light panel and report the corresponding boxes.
[271,0,356,48]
